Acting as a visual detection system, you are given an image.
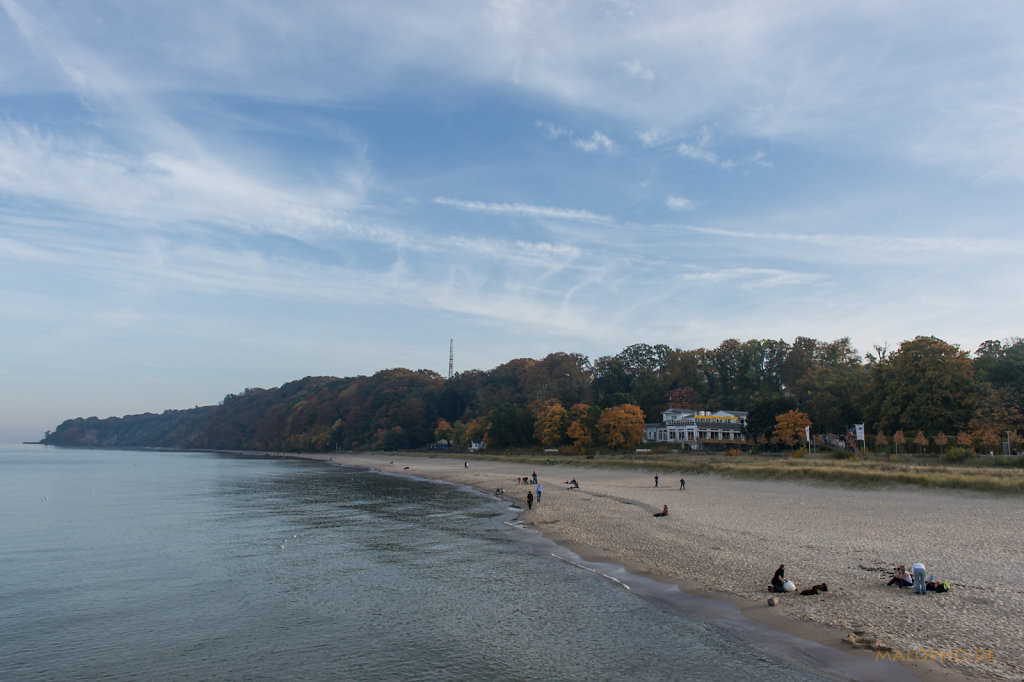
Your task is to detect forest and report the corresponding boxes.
[40,335,1024,455]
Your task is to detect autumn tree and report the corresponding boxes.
[875,432,889,451]
[977,427,999,454]
[913,430,928,454]
[533,400,568,447]
[434,419,453,443]
[933,431,948,455]
[596,404,646,449]
[464,417,487,447]
[893,430,906,455]
[773,410,812,448]
[566,403,599,448]
[665,386,701,409]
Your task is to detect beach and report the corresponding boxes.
[310,453,1022,681]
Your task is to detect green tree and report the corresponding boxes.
[486,401,533,448]
[746,395,798,440]
[862,336,975,434]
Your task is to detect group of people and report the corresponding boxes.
[653,474,687,490]
[887,562,948,593]
[768,564,829,595]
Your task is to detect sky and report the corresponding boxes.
[2,1,1023,442]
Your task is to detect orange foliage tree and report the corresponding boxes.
[773,409,812,448]
[596,404,646,449]
[434,419,453,443]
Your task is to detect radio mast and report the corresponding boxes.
[448,338,454,379]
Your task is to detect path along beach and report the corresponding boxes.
[302,453,1023,681]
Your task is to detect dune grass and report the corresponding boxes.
[433,450,1024,494]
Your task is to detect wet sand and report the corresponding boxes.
[304,453,1022,681]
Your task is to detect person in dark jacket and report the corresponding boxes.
[771,564,786,592]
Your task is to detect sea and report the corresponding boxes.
[0,445,908,681]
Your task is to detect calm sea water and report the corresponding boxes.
[0,445,854,681]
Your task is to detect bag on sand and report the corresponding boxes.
[781,580,796,592]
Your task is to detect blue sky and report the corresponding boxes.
[2,1,1023,442]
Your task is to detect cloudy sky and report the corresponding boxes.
[2,1,1023,441]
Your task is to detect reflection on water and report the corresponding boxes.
[0,447,830,681]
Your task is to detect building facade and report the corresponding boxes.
[643,409,748,445]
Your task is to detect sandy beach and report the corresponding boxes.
[305,453,1023,681]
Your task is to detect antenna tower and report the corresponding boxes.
[448,338,454,379]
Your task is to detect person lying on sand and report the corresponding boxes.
[566,478,579,489]
[800,582,829,595]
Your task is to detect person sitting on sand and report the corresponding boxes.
[887,565,913,588]
[653,504,669,517]
[770,564,786,592]
[566,478,579,489]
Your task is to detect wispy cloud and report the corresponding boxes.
[573,131,615,153]
[537,120,615,153]
[688,225,1024,255]
[622,59,654,82]
[677,126,734,168]
[666,195,696,211]
[676,266,825,289]
[433,196,615,224]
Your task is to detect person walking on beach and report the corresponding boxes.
[654,474,659,487]
[911,562,927,594]
[679,477,686,490]
[526,491,534,510]
[532,471,538,484]
[536,483,543,502]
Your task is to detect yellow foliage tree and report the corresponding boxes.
[596,404,646,449]
[533,401,568,447]
[566,403,596,448]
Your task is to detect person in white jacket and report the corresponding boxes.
[911,562,927,594]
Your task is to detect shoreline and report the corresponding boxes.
[293,452,1019,682]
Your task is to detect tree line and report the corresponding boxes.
[41,335,1024,454]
